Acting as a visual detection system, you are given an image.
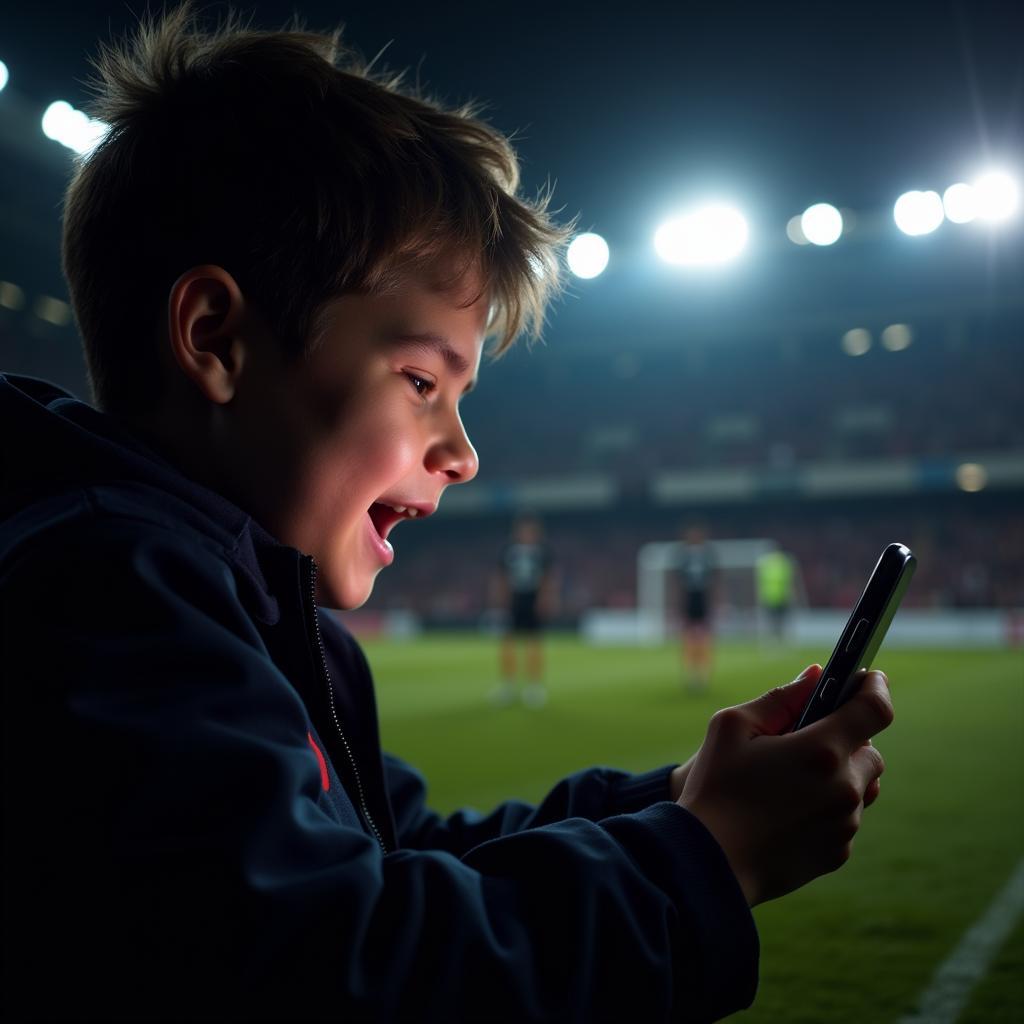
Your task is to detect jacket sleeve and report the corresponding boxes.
[384,752,678,855]
[2,516,758,1024]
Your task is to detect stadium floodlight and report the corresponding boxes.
[654,204,749,266]
[800,203,843,246]
[0,281,26,311]
[942,183,977,224]
[0,60,9,94]
[973,170,1019,222]
[567,232,610,279]
[841,328,871,356]
[785,215,809,245]
[956,462,987,492]
[881,323,913,351]
[33,295,72,327]
[41,100,108,156]
[893,190,944,236]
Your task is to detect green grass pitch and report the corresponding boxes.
[365,635,1024,1022]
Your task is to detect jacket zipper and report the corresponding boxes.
[306,556,388,854]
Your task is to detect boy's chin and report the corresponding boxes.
[315,566,378,610]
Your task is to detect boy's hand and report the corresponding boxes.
[678,665,893,907]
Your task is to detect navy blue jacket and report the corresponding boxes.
[0,372,758,1022]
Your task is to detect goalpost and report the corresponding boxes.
[636,537,808,643]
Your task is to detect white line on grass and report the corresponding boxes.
[897,857,1024,1024]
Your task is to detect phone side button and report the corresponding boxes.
[846,618,869,653]
[818,677,835,703]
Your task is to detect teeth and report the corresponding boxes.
[407,508,419,517]
[392,505,406,514]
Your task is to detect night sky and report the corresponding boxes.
[4,1,1021,225]
[1,1,1021,364]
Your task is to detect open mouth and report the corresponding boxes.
[367,501,421,542]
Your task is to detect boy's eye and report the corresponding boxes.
[404,372,435,397]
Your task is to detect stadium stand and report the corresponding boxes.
[2,304,1020,625]
[365,491,1024,623]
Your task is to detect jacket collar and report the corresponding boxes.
[0,372,304,624]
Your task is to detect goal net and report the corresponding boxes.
[636,537,807,642]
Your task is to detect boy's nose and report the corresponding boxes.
[427,415,479,484]
[444,443,479,483]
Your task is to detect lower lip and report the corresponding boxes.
[365,512,394,567]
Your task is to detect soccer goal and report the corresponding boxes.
[636,537,807,642]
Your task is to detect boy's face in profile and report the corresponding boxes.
[214,265,485,609]
[298,268,484,609]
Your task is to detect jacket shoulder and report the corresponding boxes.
[0,485,234,579]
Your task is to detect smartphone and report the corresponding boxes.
[792,542,916,730]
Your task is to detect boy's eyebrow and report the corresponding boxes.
[390,332,477,392]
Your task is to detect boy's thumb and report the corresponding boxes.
[743,664,822,736]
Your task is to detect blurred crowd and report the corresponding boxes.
[3,309,1020,627]
[367,493,1024,622]
[468,321,1022,481]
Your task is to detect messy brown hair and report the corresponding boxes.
[61,2,570,417]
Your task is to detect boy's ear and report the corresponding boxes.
[166,265,249,405]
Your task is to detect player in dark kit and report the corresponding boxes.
[493,516,555,707]
[678,524,718,692]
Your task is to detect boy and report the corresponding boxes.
[493,515,555,707]
[0,5,893,1021]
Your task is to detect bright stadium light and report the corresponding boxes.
[893,190,944,236]
[800,203,843,246]
[974,170,1019,222]
[567,232,610,279]
[881,324,913,351]
[785,215,809,245]
[654,204,749,266]
[943,183,977,224]
[34,295,72,327]
[841,328,871,356]
[956,462,987,492]
[41,100,108,156]
[0,281,26,311]
[0,60,9,93]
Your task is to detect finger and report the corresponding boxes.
[850,739,886,794]
[741,664,822,735]
[863,776,881,808]
[810,671,893,751]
